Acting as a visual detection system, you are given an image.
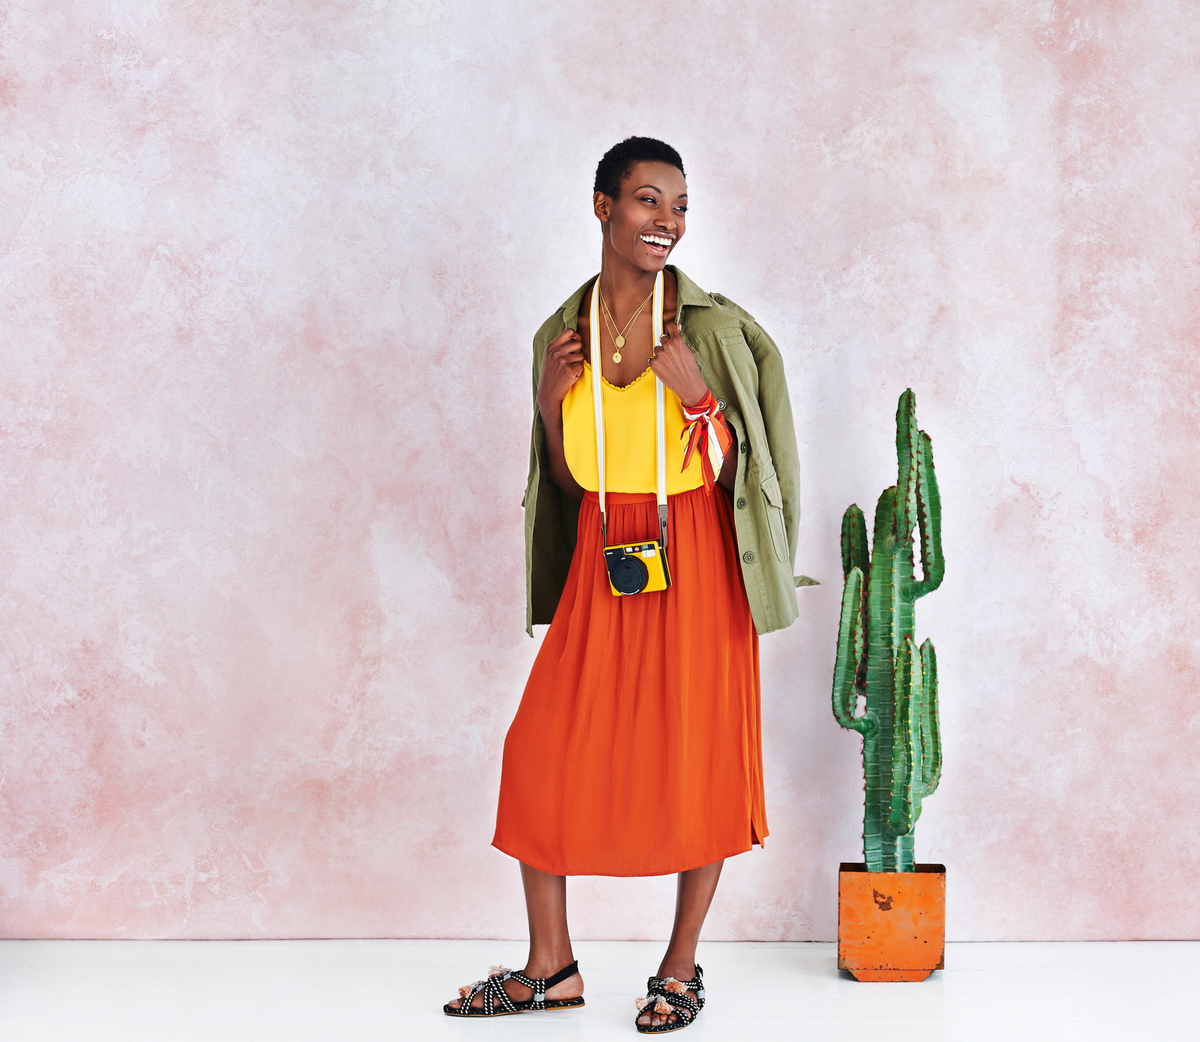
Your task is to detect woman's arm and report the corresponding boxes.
[536,328,586,503]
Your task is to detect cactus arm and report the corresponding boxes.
[911,430,945,599]
[840,505,871,690]
[919,638,941,795]
[832,567,874,735]
[840,504,870,580]
[895,389,919,545]
[888,636,924,837]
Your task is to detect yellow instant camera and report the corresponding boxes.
[604,539,672,596]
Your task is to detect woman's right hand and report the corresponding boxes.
[537,328,585,415]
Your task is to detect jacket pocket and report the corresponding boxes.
[759,469,789,563]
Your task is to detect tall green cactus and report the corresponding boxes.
[832,389,944,872]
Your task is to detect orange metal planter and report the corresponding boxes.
[837,863,945,981]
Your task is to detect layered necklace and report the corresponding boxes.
[598,281,655,364]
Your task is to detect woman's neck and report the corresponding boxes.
[598,243,663,316]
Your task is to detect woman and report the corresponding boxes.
[445,137,801,1032]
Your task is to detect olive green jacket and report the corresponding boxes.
[523,266,806,636]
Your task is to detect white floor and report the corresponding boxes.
[1,938,1196,1042]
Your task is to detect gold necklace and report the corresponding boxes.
[599,283,654,363]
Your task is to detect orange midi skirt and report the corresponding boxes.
[492,485,767,876]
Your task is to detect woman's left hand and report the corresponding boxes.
[649,321,709,408]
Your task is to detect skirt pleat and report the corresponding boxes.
[492,485,767,877]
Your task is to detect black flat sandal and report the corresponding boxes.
[635,964,705,1033]
[443,960,584,1017]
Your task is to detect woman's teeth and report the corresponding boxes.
[640,235,672,248]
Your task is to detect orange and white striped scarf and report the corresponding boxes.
[680,390,733,492]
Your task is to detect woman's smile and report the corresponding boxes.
[638,232,675,257]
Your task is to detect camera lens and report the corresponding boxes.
[607,553,649,595]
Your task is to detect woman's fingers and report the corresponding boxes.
[651,321,683,356]
[537,330,587,409]
[549,327,580,347]
[550,331,584,361]
[649,322,708,406]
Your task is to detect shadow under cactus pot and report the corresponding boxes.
[838,862,945,981]
[831,389,946,981]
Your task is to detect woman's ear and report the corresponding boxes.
[593,191,610,224]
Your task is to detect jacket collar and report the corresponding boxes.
[558,265,715,328]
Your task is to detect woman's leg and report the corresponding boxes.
[518,861,581,986]
[638,859,724,1029]
[449,862,584,1011]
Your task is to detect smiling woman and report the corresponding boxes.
[444,137,802,1033]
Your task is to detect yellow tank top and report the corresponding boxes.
[562,362,705,494]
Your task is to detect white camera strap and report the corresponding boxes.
[590,270,668,551]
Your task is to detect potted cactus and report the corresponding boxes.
[831,389,945,982]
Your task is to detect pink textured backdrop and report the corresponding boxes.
[2,1,1198,940]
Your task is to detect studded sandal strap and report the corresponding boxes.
[507,960,579,1010]
[646,971,703,993]
[493,973,524,1014]
[459,971,517,1016]
[507,971,548,1010]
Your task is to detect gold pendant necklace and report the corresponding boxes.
[599,283,654,364]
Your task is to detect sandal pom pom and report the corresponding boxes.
[458,985,473,998]
[654,997,673,1015]
[488,965,509,978]
[635,996,650,1011]
[664,978,687,995]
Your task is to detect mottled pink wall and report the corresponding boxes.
[2,1,1197,940]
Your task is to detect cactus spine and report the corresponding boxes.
[832,389,944,872]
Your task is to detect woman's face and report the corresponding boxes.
[596,160,688,274]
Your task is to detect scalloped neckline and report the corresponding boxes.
[584,360,653,391]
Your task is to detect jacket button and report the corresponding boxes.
[736,497,747,509]
[740,441,748,454]
[743,551,755,563]
[716,398,726,410]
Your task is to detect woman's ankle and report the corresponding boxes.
[656,954,697,981]
[524,950,577,979]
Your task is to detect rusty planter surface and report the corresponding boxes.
[837,863,945,982]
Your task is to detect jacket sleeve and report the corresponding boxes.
[526,332,579,628]
[745,322,801,567]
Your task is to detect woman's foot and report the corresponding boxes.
[636,959,701,1030]
[446,963,584,1013]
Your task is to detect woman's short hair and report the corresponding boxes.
[594,137,686,200]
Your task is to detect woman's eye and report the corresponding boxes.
[674,206,688,214]
[641,196,658,205]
